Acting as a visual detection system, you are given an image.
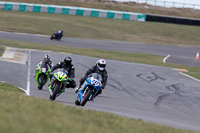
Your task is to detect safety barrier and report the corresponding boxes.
[0,1,146,22]
[146,14,200,26]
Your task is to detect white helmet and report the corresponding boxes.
[96,59,106,71]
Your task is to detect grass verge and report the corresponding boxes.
[0,82,196,133]
[1,39,200,76]
[0,46,5,57]
[185,73,200,80]
[1,11,200,46]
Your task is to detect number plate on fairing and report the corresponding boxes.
[91,79,100,86]
[41,68,46,73]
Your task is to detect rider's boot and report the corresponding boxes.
[61,86,65,93]
[48,83,52,90]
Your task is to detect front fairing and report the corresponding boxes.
[35,63,50,84]
[53,71,69,82]
[55,33,62,40]
[77,74,102,102]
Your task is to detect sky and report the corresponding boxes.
[123,0,200,5]
[116,0,200,9]
[161,0,200,5]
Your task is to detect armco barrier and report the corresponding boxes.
[146,14,200,26]
[0,2,146,22]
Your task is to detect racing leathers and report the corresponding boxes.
[35,60,53,77]
[77,65,108,95]
[37,60,53,69]
[54,30,63,40]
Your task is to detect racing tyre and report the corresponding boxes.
[50,83,60,101]
[38,75,45,90]
[50,36,54,40]
[80,89,93,106]
[75,98,80,106]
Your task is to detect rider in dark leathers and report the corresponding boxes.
[75,59,108,97]
[49,56,76,90]
[51,30,63,40]
[55,30,63,39]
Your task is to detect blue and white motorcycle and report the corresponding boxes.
[75,73,102,106]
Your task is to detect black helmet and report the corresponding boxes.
[44,54,50,63]
[64,56,72,66]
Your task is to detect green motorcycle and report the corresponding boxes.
[49,68,70,100]
[35,62,51,90]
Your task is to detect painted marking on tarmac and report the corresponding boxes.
[0,47,28,64]
[2,47,16,59]
[179,72,200,82]
[0,58,26,64]
[172,68,188,72]
[163,55,170,63]
[18,87,27,94]
[26,50,31,96]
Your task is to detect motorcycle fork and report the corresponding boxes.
[60,82,63,90]
[50,80,56,90]
[83,87,89,96]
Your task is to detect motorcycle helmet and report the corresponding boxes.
[44,54,50,63]
[96,59,106,71]
[58,30,63,34]
[64,56,72,66]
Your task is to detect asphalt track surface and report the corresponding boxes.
[1,32,200,132]
[0,31,200,67]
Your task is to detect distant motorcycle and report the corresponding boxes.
[35,62,51,90]
[50,32,63,41]
[75,73,102,106]
[49,68,70,100]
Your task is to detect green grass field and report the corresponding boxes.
[0,82,196,133]
[1,11,200,46]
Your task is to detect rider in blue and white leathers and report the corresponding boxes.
[75,59,108,97]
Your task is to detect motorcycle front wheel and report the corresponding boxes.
[38,74,45,90]
[50,35,54,40]
[50,82,60,101]
[80,89,93,106]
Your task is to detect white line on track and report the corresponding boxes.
[163,55,170,63]
[179,72,200,82]
[26,50,31,96]
[18,87,27,93]
[0,81,28,94]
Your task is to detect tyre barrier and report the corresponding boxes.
[146,14,200,26]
